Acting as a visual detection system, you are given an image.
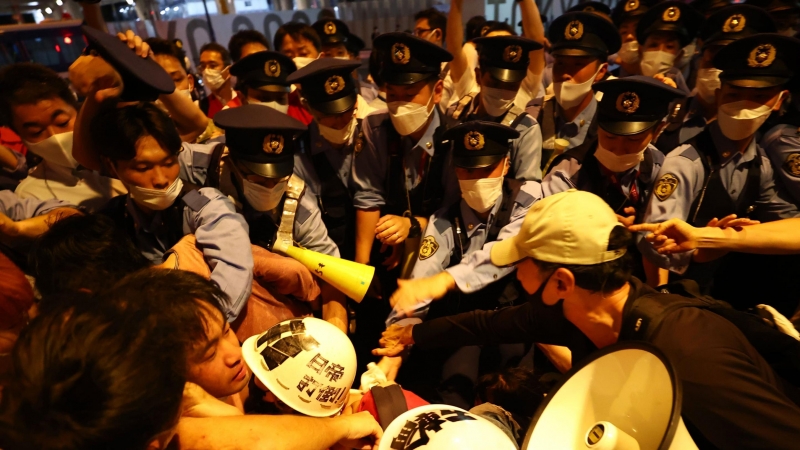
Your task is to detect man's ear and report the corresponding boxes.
[551,267,576,299]
[432,79,445,105]
[773,89,790,112]
[595,62,609,82]
[187,74,195,92]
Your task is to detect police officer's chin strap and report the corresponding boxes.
[273,174,305,252]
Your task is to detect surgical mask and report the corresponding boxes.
[640,50,676,77]
[717,97,780,141]
[619,41,640,65]
[293,57,316,70]
[595,142,646,173]
[127,177,183,211]
[248,98,289,114]
[480,86,517,117]
[676,41,696,69]
[459,177,504,213]
[695,68,721,104]
[202,67,228,91]
[387,92,435,136]
[24,131,78,169]
[553,66,600,110]
[318,116,357,145]
[241,177,287,212]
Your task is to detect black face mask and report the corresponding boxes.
[529,269,556,305]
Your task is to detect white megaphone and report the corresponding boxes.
[523,342,697,450]
[273,241,376,303]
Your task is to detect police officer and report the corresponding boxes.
[388,121,543,323]
[213,104,348,331]
[352,33,457,271]
[445,35,544,182]
[639,33,800,315]
[745,0,800,37]
[230,50,310,123]
[544,76,684,283]
[535,12,621,173]
[312,19,351,59]
[287,58,374,260]
[610,0,652,78]
[635,1,703,93]
[654,5,777,154]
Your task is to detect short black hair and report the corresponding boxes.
[274,22,322,53]
[0,286,187,450]
[30,214,150,309]
[228,29,270,62]
[199,42,232,66]
[466,15,487,41]
[89,102,183,161]
[532,226,634,293]
[146,37,189,72]
[0,63,77,129]
[483,20,517,36]
[414,8,447,41]
[476,367,550,419]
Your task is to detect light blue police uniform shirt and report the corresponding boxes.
[761,123,800,206]
[386,180,543,325]
[219,166,340,258]
[0,189,74,220]
[639,122,800,273]
[555,95,598,151]
[293,120,355,198]
[352,110,460,210]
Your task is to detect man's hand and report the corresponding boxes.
[375,215,411,245]
[615,206,637,228]
[389,274,454,317]
[332,411,383,450]
[372,324,414,357]
[706,214,760,229]
[69,53,123,102]
[117,30,152,58]
[630,218,701,254]
[653,73,678,89]
[182,382,243,418]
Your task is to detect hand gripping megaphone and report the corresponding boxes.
[523,342,697,450]
[274,241,376,303]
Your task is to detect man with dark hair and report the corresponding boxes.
[274,22,322,68]
[0,282,188,450]
[147,37,196,96]
[413,7,447,47]
[228,29,269,62]
[375,190,800,448]
[198,42,237,119]
[312,19,352,59]
[0,63,126,210]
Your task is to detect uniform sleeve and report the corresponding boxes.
[352,113,388,209]
[510,122,543,182]
[652,309,800,449]
[638,148,703,272]
[294,193,340,258]
[179,142,216,186]
[188,188,254,322]
[0,189,75,220]
[292,152,320,197]
[761,125,800,205]
[446,182,542,293]
[0,150,27,180]
[541,158,580,196]
[754,154,800,221]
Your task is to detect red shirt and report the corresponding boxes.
[288,90,313,125]
[206,94,243,119]
[0,127,26,156]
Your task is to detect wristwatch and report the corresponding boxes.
[405,212,422,239]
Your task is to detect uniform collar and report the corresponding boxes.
[125,195,164,233]
[410,111,440,157]
[557,95,598,128]
[710,121,757,165]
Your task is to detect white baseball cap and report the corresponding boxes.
[490,190,627,267]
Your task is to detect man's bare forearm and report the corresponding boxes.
[355,208,380,265]
[695,220,800,254]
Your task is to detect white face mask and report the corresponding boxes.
[459,177,504,213]
[241,177,288,212]
[695,68,722,104]
[595,142,646,173]
[293,57,316,70]
[318,116,357,145]
[387,91,435,136]
[553,65,601,110]
[619,41,640,65]
[24,131,78,169]
[248,98,290,114]
[202,67,228,91]
[640,50,676,77]
[717,97,780,141]
[676,41,696,69]
[480,86,517,117]
[128,177,183,211]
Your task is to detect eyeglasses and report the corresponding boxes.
[413,27,435,37]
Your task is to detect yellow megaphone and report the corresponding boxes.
[276,244,376,303]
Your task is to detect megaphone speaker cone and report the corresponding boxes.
[279,245,376,302]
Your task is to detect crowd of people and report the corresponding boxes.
[2,0,800,448]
